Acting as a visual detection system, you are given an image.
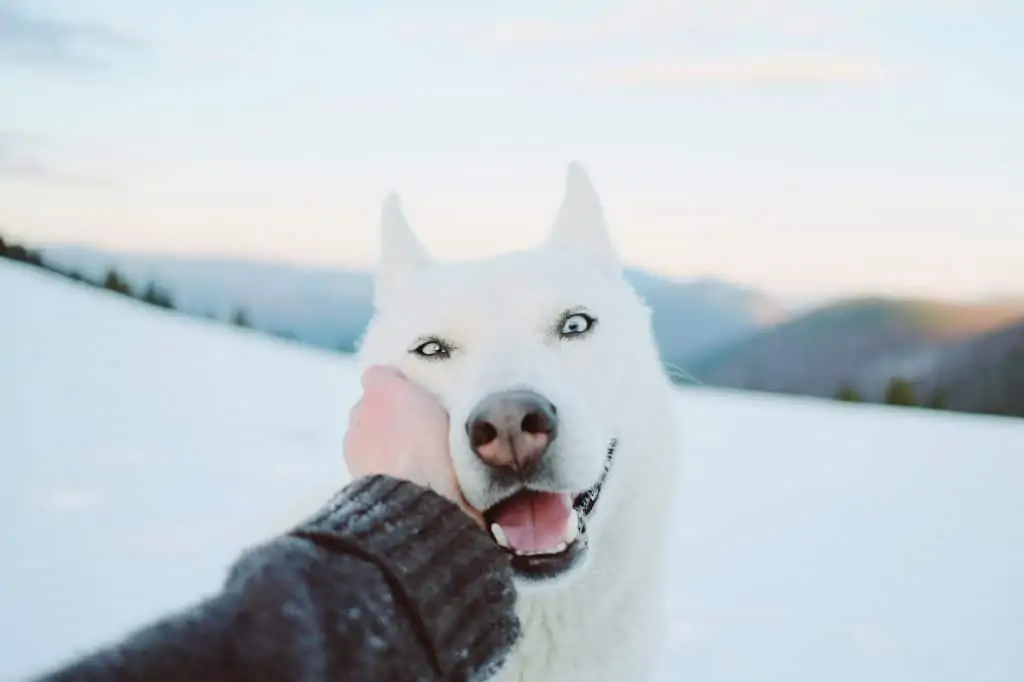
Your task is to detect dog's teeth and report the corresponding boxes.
[491,524,510,549]
[565,509,580,543]
[512,543,569,557]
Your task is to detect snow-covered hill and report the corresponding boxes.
[3,259,1023,682]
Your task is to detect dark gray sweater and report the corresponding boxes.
[30,475,521,682]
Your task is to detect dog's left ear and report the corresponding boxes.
[545,162,620,273]
[375,193,432,307]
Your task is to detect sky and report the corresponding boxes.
[2,0,1022,302]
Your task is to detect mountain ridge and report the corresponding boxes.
[690,297,1024,404]
[41,244,786,362]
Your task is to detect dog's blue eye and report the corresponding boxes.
[560,312,595,338]
[412,339,451,359]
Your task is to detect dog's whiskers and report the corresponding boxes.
[660,360,706,387]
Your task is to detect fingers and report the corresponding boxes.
[347,366,400,452]
[361,364,405,391]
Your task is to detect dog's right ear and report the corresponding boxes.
[375,193,432,307]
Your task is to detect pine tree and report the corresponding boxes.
[141,282,160,305]
[2,242,43,266]
[927,390,947,410]
[231,307,251,328]
[102,268,133,297]
[835,384,862,402]
[884,377,917,406]
[140,281,174,309]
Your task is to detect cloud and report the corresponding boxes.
[481,20,609,46]
[583,54,898,88]
[612,0,843,39]
[473,3,910,91]
[0,2,145,69]
[0,130,103,185]
[477,0,1016,51]
[478,0,843,47]
[0,156,73,182]
[1,131,52,180]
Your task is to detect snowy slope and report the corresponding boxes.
[4,259,1024,682]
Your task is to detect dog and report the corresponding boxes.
[356,163,683,681]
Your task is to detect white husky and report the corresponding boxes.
[356,163,682,682]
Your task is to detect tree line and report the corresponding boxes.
[834,377,946,410]
[1,233,252,328]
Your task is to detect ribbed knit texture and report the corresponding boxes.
[30,475,521,682]
[294,475,522,680]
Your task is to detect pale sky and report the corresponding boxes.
[2,0,1022,301]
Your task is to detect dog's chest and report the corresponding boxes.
[483,594,663,682]
[487,643,656,682]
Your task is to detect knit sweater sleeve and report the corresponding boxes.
[30,475,521,682]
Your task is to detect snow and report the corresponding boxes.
[4,259,1024,682]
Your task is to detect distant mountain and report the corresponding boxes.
[690,297,1024,399]
[919,321,1024,418]
[41,245,784,363]
[623,272,785,370]
[42,246,374,351]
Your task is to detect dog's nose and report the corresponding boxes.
[465,390,558,475]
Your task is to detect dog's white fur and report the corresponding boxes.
[356,163,682,681]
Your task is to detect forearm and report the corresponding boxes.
[31,476,520,682]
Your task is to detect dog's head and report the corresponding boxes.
[358,164,664,586]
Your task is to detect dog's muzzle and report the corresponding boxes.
[464,389,616,581]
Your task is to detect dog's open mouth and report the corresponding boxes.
[482,439,617,580]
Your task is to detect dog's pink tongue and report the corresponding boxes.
[493,491,572,552]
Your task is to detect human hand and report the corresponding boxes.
[343,365,484,527]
